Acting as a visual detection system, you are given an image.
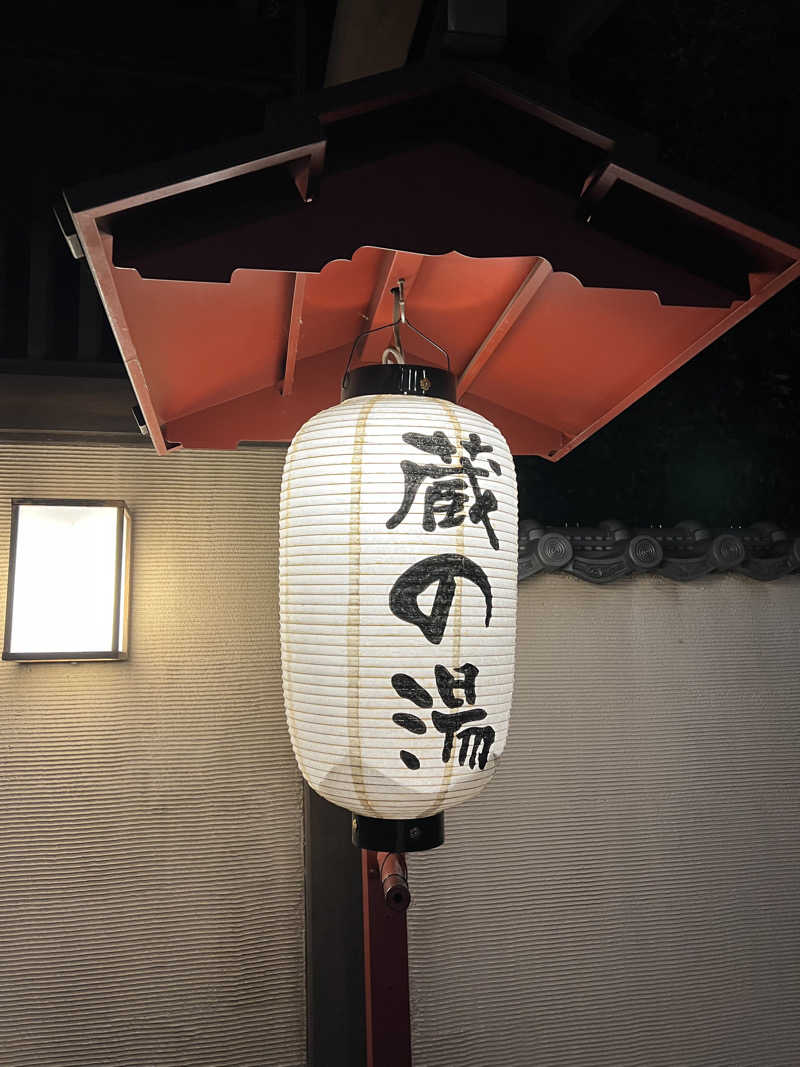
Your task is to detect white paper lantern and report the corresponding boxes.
[279,375,517,831]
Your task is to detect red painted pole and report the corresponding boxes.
[361,850,413,1067]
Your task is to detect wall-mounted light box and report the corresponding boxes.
[3,499,131,662]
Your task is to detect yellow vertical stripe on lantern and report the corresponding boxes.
[279,436,307,785]
[347,396,380,816]
[423,397,465,818]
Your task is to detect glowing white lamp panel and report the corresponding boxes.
[3,501,130,661]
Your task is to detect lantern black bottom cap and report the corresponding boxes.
[351,813,444,852]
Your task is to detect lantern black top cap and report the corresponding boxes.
[342,363,457,402]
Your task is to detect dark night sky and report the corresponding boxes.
[1,0,797,528]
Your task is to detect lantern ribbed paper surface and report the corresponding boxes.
[279,393,517,819]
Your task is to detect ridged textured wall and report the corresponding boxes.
[0,442,305,1067]
[408,574,800,1067]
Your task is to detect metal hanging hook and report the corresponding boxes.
[393,280,406,325]
[341,275,451,387]
[386,279,407,364]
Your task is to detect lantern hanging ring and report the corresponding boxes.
[342,277,451,387]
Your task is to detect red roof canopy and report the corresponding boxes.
[62,65,800,457]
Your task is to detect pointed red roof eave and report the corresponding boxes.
[62,64,800,456]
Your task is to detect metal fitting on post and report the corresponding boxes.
[378,852,410,912]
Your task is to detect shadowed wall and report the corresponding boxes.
[408,573,800,1067]
[0,442,304,1067]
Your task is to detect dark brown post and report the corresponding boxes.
[361,849,413,1067]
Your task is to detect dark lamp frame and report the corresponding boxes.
[3,498,131,662]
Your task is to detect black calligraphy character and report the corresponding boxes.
[386,430,501,549]
[393,664,493,771]
[389,554,492,644]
